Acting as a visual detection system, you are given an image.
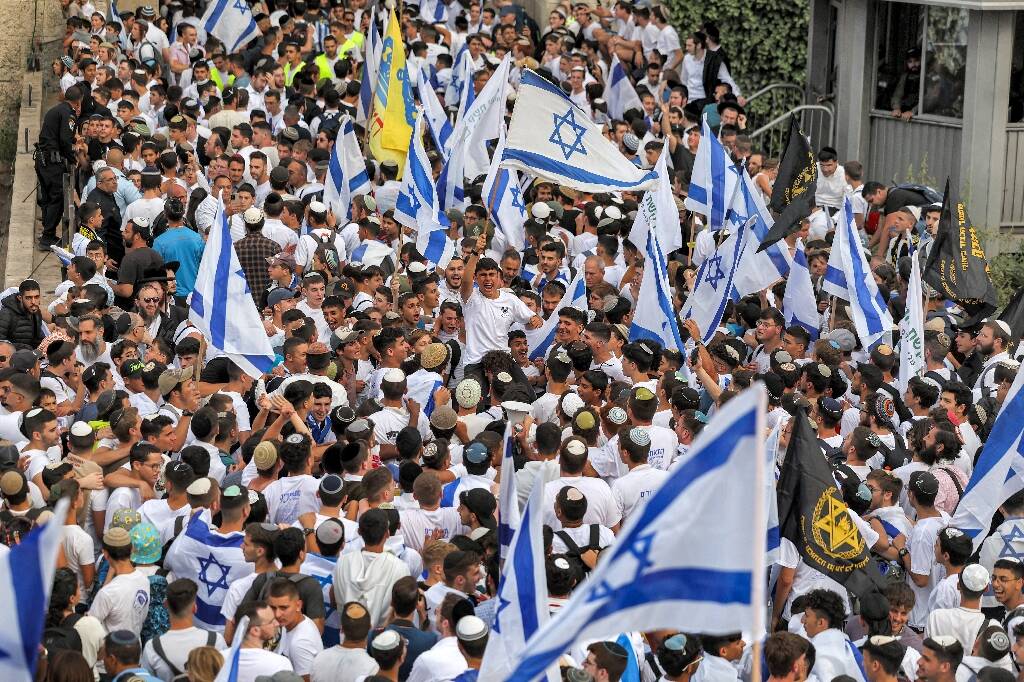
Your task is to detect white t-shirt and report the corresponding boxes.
[142,627,226,681]
[61,524,95,592]
[643,425,679,471]
[399,507,467,553]
[543,475,622,529]
[220,572,260,624]
[924,607,986,653]
[263,474,321,525]
[461,288,535,365]
[310,646,380,682]
[776,537,851,620]
[276,616,324,675]
[88,568,151,633]
[550,524,616,554]
[219,647,294,682]
[908,512,951,629]
[611,465,669,520]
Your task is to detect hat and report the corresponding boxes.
[329,328,364,352]
[824,328,856,352]
[661,634,703,670]
[861,635,906,664]
[10,349,41,372]
[622,133,640,153]
[455,379,482,408]
[464,442,490,465]
[315,518,346,545]
[333,277,355,298]
[456,615,489,642]
[157,365,193,396]
[308,200,328,215]
[923,636,964,659]
[122,358,146,378]
[430,405,458,431]
[103,526,132,548]
[899,205,922,222]
[186,477,213,496]
[60,55,74,69]
[267,251,297,269]
[267,287,297,309]
[138,5,156,18]
[716,99,745,117]
[909,470,939,496]
[817,396,843,422]
[253,441,278,470]
[242,207,264,225]
[70,421,93,438]
[110,508,142,530]
[269,166,290,184]
[959,563,990,592]
[924,317,946,334]
[575,410,597,431]
[607,406,628,425]
[0,470,25,496]
[421,343,450,371]
[130,522,162,564]
[372,629,402,653]
[319,473,344,496]
[460,488,496,521]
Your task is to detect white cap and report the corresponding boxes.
[383,368,406,383]
[186,477,212,496]
[456,615,489,642]
[531,202,552,220]
[308,200,328,214]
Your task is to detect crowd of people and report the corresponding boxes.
[9,0,1024,681]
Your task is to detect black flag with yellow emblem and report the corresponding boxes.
[776,407,882,599]
[757,115,818,252]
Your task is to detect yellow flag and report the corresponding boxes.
[368,8,414,171]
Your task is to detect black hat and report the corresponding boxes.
[459,488,497,527]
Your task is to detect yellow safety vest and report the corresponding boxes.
[284,61,305,87]
[339,31,365,58]
[209,67,235,91]
[314,53,335,81]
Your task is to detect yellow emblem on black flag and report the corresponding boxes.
[812,489,865,558]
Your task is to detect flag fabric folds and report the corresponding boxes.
[731,167,792,296]
[506,385,768,681]
[108,0,130,48]
[368,8,414,170]
[685,116,739,232]
[502,70,658,192]
[923,179,998,320]
[189,199,276,379]
[782,240,820,341]
[0,499,68,682]
[483,130,528,252]
[356,7,381,125]
[525,270,587,361]
[606,55,643,120]
[201,0,260,54]
[776,407,882,599]
[479,468,549,681]
[680,218,751,344]
[898,255,925,392]
[628,152,684,351]
[496,421,520,560]
[822,199,893,350]
[758,115,817,251]
[164,511,253,630]
[323,116,371,220]
[418,68,454,156]
[950,363,1024,552]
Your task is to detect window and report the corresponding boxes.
[873,2,968,120]
[1011,11,1024,123]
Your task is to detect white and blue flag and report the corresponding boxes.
[606,55,643,120]
[201,0,260,53]
[525,269,587,361]
[323,115,371,220]
[685,117,739,232]
[0,499,68,682]
[483,130,528,252]
[480,469,552,681]
[418,68,454,155]
[782,240,820,341]
[898,255,925,393]
[164,510,253,630]
[680,218,752,344]
[395,111,456,268]
[628,147,683,350]
[356,7,381,125]
[502,70,657,193]
[507,386,768,681]
[189,198,276,379]
[731,167,791,296]
[496,421,520,561]
[822,199,894,349]
[951,363,1024,552]
[108,0,130,48]
[419,0,448,24]
[445,43,473,109]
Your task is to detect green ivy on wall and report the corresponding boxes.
[663,0,810,121]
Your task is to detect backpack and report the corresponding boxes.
[137,39,167,74]
[554,525,604,574]
[310,231,342,277]
[893,183,944,206]
[252,570,320,603]
[151,629,218,682]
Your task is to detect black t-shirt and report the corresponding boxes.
[883,187,929,215]
[115,247,164,309]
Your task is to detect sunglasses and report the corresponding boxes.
[141,297,160,304]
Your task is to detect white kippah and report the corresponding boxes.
[383,368,406,383]
[186,477,212,496]
[565,439,587,456]
[70,421,93,437]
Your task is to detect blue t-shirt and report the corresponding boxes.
[153,227,205,296]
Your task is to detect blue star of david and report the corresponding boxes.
[197,553,231,597]
[492,593,512,634]
[1000,526,1024,559]
[235,269,251,295]
[704,254,726,290]
[408,190,422,215]
[549,108,587,161]
[586,533,657,604]
[311,573,334,588]
[510,186,526,216]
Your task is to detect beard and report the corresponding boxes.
[979,340,995,356]
[139,309,159,325]
[78,339,101,363]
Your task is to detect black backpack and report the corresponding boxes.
[554,525,604,574]
[150,629,218,681]
[310,231,342,277]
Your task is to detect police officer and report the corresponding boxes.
[35,84,82,250]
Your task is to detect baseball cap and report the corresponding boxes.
[267,252,296,269]
[267,287,297,308]
[157,365,194,396]
[459,488,496,522]
[825,328,856,352]
[329,328,364,352]
[10,349,41,372]
[121,358,146,378]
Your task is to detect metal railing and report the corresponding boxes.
[749,104,835,159]
[742,82,805,136]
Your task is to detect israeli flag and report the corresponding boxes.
[731,168,792,297]
[502,70,658,192]
[323,116,371,220]
[508,386,768,681]
[164,511,253,630]
[201,0,260,53]
[395,111,456,267]
[350,240,395,268]
[418,68,454,155]
[898,255,925,393]
[628,151,683,351]
[525,269,587,361]
[407,369,445,418]
[419,0,448,24]
[480,471,551,681]
[496,421,520,561]
[606,55,643,120]
[301,553,340,646]
[483,130,528,252]
[189,199,276,379]
[681,218,752,345]
[951,362,1024,552]
[458,53,512,181]
[0,500,68,682]
[782,240,820,341]
[685,116,739,232]
[108,0,129,48]
[822,199,894,349]
[356,7,381,125]
[445,43,472,108]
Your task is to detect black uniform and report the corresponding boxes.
[35,100,78,244]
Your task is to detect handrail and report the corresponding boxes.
[744,82,804,106]
[750,105,835,139]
